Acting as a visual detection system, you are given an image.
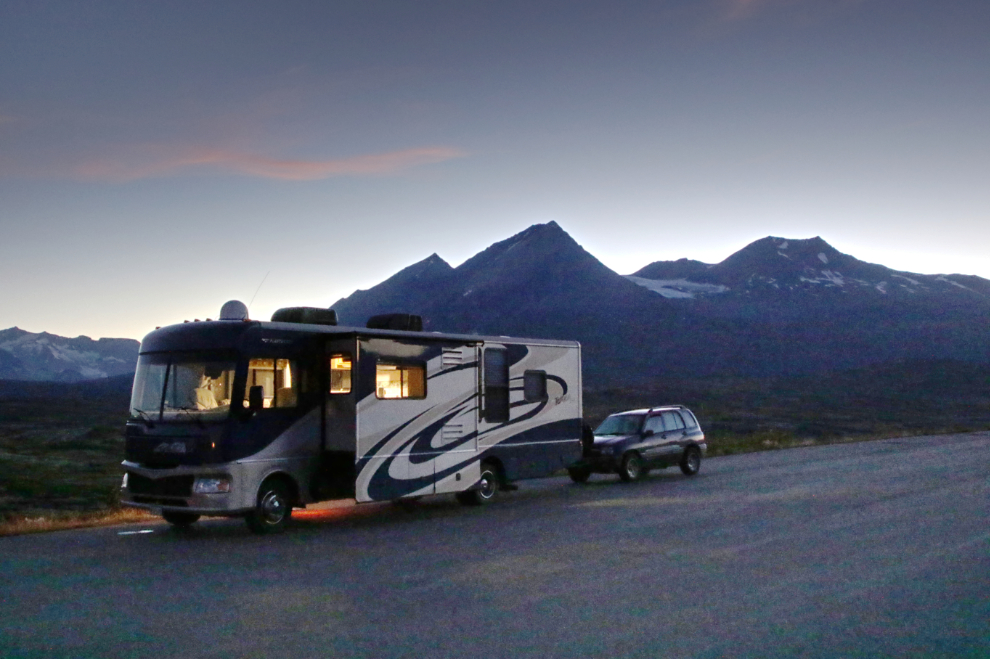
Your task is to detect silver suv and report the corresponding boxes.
[568,406,706,483]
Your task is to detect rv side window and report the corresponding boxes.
[376,362,426,399]
[329,353,352,394]
[483,348,509,422]
[245,358,298,408]
[523,370,548,402]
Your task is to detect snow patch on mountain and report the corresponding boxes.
[820,270,844,286]
[936,276,973,292]
[891,274,922,287]
[818,253,829,264]
[625,276,729,299]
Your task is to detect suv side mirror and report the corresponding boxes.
[248,385,264,412]
[642,429,654,437]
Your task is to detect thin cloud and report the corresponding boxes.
[723,0,775,20]
[73,145,467,182]
[721,0,862,21]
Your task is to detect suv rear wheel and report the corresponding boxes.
[680,446,702,476]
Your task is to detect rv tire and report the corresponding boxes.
[568,467,591,483]
[456,463,499,506]
[162,510,200,527]
[246,478,293,534]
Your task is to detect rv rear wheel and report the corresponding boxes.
[246,479,292,534]
[456,463,499,506]
[568,467,591,483]
[162,510,200,527]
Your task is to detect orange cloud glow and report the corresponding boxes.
[73,145,467,182]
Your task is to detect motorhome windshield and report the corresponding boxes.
[594,414,644,436]
[130,353,237,421]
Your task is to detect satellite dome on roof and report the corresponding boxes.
[219,300,249,321]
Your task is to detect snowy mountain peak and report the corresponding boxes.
[0,328,139,381]
[630,235,989,300]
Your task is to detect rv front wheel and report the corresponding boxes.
[162,510,200,527]
[246,479,292,534]
[456,463,499,506]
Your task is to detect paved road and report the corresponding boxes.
[2,433,988,658]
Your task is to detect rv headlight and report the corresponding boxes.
[193,477,231,494]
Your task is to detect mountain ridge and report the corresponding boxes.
[632,236,989,299]
[8,225,988,384]
[332,224,990,384]
[0,327,139,382]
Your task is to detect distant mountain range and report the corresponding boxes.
[6,222,988,386]
[0,328,138,382]
[333,222,990,385]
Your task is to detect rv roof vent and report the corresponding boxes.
[271,307,339,326]
[219,300,249,321]
[367,313,423,332]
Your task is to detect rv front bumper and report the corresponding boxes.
[120,461,256,515]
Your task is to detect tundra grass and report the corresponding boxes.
[0,507,157,537]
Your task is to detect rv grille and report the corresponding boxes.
[127,473,195,498]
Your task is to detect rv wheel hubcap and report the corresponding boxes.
[260,491,285,524]
[479,472,496,499]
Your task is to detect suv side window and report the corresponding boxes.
[643,415,664,434]
[661,411,686,431]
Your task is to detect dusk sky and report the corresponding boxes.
[2,0,988,341]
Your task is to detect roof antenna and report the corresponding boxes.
[248,271,271,311]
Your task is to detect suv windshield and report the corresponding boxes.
[131,353,237,421]
[594,414,644,436]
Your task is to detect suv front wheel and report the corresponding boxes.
[618,452,645,482]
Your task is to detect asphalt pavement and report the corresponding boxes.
[2,432,988,658]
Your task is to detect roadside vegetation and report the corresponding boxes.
[2,359,988,536]
[585,359,990,456]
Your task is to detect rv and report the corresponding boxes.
[121,301,583,533]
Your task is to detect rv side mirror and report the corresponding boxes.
[248,386,264,412]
